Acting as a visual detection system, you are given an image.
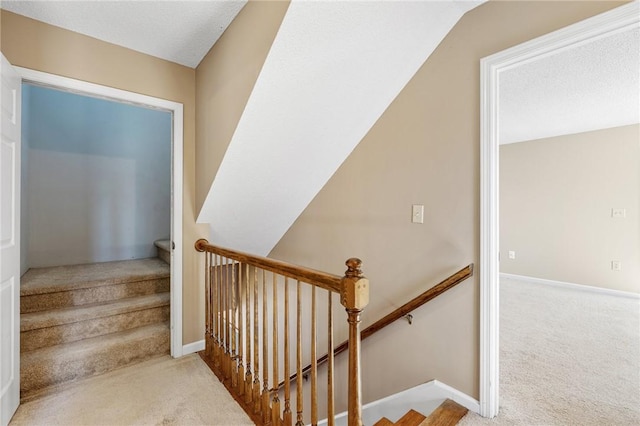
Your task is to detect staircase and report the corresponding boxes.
[19,257,170,401]
[374,400,468,426]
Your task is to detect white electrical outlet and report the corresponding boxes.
[611,208,626,218]
[611,261,622,271]
[411,205,424,224]
[508,251,516,260]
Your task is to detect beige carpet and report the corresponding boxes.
[460,277,640,426]
[10,354,253,426]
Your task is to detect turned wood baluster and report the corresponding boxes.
[253,267,261,414]
[208,253,218,365]
[295,280,304,426]
[271,273,281,426]
[231,260,238,388]
[283,278,292,426]
[237,262,245,395]
[245,263,253,404]
[311,285,318,425]
[225,257,231,380]
[220,256,226,375]
[205,252,210,358]
[214,254,221,368]
[262,270,271,424]
[216,255,225,372]
[210,254,215,360]
[327,291,335,426]
[340,259,369,426]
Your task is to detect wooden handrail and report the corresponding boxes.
[280,263,473,387]
[195,239,343,293]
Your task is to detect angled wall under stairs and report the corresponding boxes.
[20,257,170,401]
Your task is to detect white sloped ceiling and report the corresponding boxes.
[198,0,486,256]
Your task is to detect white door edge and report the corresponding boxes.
[479,2,639,418]
[1,53,22,426]
[16,67,185,358]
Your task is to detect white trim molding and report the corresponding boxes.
[425,380,480,414]
[479,2,639,418]
[182,340,205,356]
[318,379,479,425]
[16,67,185,358]
[501,273,640,300]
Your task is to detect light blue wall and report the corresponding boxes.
[22,84,171,267]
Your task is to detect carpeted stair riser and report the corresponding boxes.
[21,277,170,313]
[154,240,171,265]
[21,304,169,352]
[19,258,172,401]
[157,247,171,264]
[21,322,170,401]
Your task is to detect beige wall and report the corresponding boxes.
[269,1,626,402]
[3,0,628,401]
[195,0,290,214]
[500,125,639,293]
[1,10,208,344]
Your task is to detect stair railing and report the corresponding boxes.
[283,264,474,387]
[195,239,369,426]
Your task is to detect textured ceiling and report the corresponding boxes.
[500,27,640,144]
[0,0,247,68]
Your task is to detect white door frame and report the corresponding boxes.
[1,53,22,426]
[16,67,184,358]
[478,2,639,418]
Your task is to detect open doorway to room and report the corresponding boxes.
[479,2,639,421]
[16,70,184,400]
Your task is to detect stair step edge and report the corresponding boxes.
[21,258,170,296]
[20,323,169,401]
[420,399,468,426]
[21,292,170,332]
[21,321,170,363]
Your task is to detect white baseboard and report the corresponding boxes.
[182,339,205,355]
[500,273,640,299]
[318,379,479,425]
[425,380,480,414]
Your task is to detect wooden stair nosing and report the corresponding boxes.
[373,418,395,426]
[395,409,427,426]
[420,399,468,426]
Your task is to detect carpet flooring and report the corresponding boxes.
[10,354,253,426]
[459,277,640,425]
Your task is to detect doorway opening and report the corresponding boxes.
[17,67,184,357]
[479,2,639,418]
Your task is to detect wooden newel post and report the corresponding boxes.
[340,258,369,426]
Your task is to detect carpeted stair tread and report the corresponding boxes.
[21,277,169,313]
[21,321,170,399]
[21,292,170,332]
[21,258,169,296]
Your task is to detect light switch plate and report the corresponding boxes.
[412,205,424,224]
